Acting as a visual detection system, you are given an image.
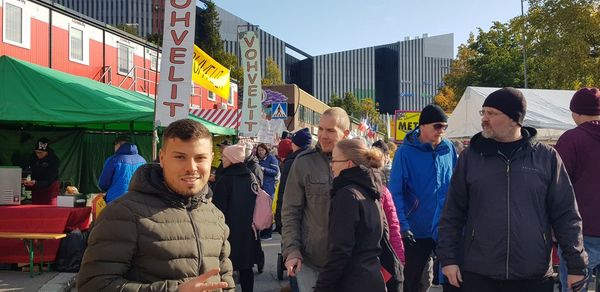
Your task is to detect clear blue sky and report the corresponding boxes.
[211,0,526,57]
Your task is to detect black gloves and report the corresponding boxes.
[401,230,416,247]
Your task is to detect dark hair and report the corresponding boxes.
[256,143,270,157]
[162,119,212,147]
[114,135,130,145]
[336,139,384,169]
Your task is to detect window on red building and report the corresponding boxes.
[118,43,134,75]
[2,0,30,49]
[70,27,84,61]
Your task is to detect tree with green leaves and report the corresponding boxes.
[114,23,139,36]
[262,57,283,86]
[194,0,243,92]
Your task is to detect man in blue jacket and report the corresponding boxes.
[98,137,146,203]
[389,104,457,292]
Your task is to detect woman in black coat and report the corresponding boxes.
[212,144,258,292]
[314,139,387,292]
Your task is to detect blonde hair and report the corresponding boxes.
[323,107,350,131]
[335,139,383,169]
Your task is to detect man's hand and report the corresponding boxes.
[178,268,228,292]
[401,230,416,247]
[442,265,462,288]
[568,274,587,291]
[285,257,302,277]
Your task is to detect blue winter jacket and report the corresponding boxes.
[99,143,147,203]
[258,153,279,197]
[388,128,457,239]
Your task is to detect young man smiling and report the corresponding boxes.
[78,119,234,292]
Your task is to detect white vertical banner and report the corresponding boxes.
[239,30,262,137]
[154,0,196,127]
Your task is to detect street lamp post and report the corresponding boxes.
[521,0,528,88]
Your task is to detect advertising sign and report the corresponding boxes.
[155,0,196,127]
[239,30,262,137]
[192,45,230,100]
[394,110,421,142]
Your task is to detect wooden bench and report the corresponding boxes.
[0,232,66,277]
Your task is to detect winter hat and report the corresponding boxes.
[482,87,527,125]
[372,139,389,155]
[34,137,51,151]
[419,104,448,125]
[570,87,600,116]
[278,139,293,160]
[222,144,246,164]
[292,128,312,149]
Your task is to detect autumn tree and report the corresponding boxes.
[434,86,459,112]
[262,57,284,86]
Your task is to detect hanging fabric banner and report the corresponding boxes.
[155,0,196,127]
[192,45,231,100]
[238,30,262,137]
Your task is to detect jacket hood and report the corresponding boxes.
[331,165,381,200]
[578,120,600,141]
[222,163,251,176]
[128,163,212,208]
[116,143,139,155]
[470,126,537,156]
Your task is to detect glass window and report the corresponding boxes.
[118,43,134,75]
[150,54,157,71]
[208,91,216,101]
[5,3,22,44]
[70,27,84,62]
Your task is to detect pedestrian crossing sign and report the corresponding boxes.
[271,102,288,119]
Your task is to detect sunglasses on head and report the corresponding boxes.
[432,123,448,130]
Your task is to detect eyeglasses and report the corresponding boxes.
[432,123,448,131]
[330,159,349,165]
[479,109,501,118]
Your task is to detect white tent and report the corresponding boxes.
[446,87,577,141]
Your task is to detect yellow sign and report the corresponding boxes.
[192,45,231,100]
[395,112,421,142]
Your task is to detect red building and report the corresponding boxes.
[0,0,237,111]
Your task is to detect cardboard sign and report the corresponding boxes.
[155,0,196,127]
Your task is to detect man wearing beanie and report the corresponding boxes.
[438,87,588,292]
[389,104,457,292]
[22,137,61,205]
[555,87,600,292]
[213,144,260,292]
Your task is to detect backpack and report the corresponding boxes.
[55,230,88,272]
[250,173,273,234]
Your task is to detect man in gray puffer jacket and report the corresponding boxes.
[77,119,234,292]
[438,88,588,292]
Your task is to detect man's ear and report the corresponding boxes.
[158,149,164,168]
[343,129,350,138]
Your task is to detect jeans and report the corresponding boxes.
[296,263,320,292]
[403,238,435,292]
[559,235,600,292]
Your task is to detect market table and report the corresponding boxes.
[0,205,91,264]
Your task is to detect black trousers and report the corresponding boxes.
[238,268,254,292]
[461,271,554,292]
[403,238,436,292]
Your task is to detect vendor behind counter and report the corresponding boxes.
[21,137,60,205]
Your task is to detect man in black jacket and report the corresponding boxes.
[437,87,588,292]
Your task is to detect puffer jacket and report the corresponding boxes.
[437,127,588,280]
[258,153,279,197]
[77,163,235,291]
[388,128,457,239]
[282,145,332,270]
[314,165,385,292]
[98,143,146,203]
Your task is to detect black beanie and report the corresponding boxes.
[482,87,527,125]
[419,104,448,125]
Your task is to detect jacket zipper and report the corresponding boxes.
[187,209,203,276]
[505,160,511,279]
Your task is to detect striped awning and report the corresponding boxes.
[189,109,240,129]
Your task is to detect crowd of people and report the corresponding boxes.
[72,86,599,292]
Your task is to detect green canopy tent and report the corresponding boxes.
[0,55,235,135]
[0,55,236,193]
